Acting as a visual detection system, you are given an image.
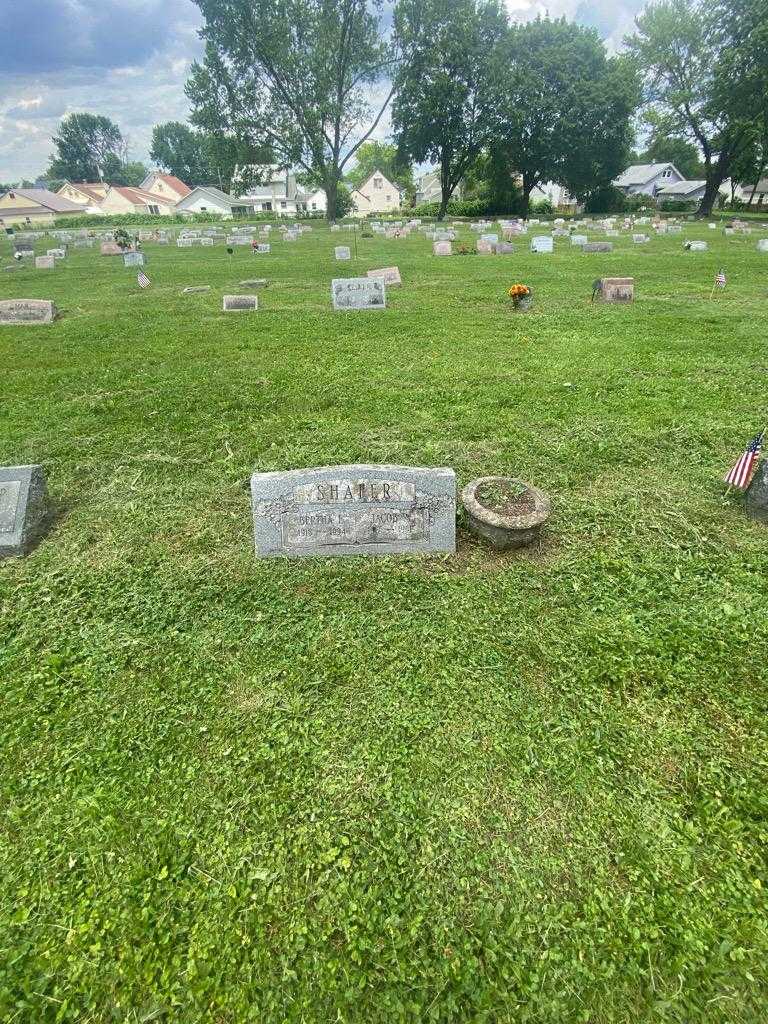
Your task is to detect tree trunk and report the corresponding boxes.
[520,173,536,220]
[325,179,338,224]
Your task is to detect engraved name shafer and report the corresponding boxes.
[250,465,456,558]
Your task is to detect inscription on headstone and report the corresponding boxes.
[0,299,56,325]
[123,251,145,267]
[0,465,50,558]
[331,277,385,310]
[433,240,451,256]
[250,464,456,558]
[531,236,553,254]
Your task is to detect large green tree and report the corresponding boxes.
[496,17,639,218]
[48,113,125,182]
[150,122,212,187]
[626,0,768,217]
[636,113,705,177]
[186,0,397,220]
[347,141,413,195]
[393,0,508,220]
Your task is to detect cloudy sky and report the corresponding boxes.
[0,0,646,183]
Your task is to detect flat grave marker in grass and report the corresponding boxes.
[35,256,54,270]
[223,294,258,312]
[584,242,613,253]
[334,246,351,260]
[250,464,456,558]
[0,464,50,558]
[366,266,402,286]
[182,286,211,294]
[331,277,386,310]
[0,299,56,325]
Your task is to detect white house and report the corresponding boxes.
[529,181,579,211]
[613,163,684,197]
[302,187,327,214]
[175,186,253,217]
[99,186,177,216]
[351,169,402,215]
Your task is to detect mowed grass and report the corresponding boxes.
[1,222,768,1023]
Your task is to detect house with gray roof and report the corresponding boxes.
[0,187,84,227]
[613,163,685,197]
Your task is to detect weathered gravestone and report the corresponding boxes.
[100,242,123,256]
[494,242,515,254]
[745,459,768,523]
[632,234,649,244]
[330,224,341,232]
[35,256,54,270]
[182,286,211,294]
[594,277,634,303]
[476,239,493,254]
[250,464,456,558]
[0,299,56,325]
[331,277,385,310]
[223,295,258,312]
[14,245,34,257]
[686,240,708,252]
[201,238,215,247]
[335,246,351,260]
[0,465,50,558]
[123,251,145,267]
[571,235,588,247]
[256,244,271,254]
[367,266,401,286]
[239,279,268,289]
[531,236,553,254]
[584,242,613,253]
[757,240,768,252]
[433,240,451,256]
[47,248,66,259]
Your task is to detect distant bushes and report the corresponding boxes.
[412,198,496,218]
[52,210,330,229]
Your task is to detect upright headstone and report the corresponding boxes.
[35,256,54,270]
[595,277,634,303]
[531,236,553,254]
[47,248,66,260]
[570,235,588,247]
[433,240,451,256]
[476,239,493,254]
[583,242,613,253]
[250,464,456,558]
[123,251,145,267]
[745,459,768,523]
[100,242,123,255]
[335,246,351,260]
[0,465,50,558]
[0,299,56,325]
[222,295,258,312]
[757,239,768,252]
[331,277,386,310]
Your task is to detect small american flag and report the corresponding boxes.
[137,270,151,289]
[715,269,726,288]
[724,430,764,489]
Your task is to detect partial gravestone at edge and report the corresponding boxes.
[250,464,456,558]
[0,299,57,325]
[745,459,768,523]
[0,465,51,558]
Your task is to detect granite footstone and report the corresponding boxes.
[0,465,50,558]
[223,295,258,311]
[250,464,456,558]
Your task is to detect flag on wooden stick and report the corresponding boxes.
[724,430,764,489]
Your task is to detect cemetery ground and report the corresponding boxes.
[1,224,767,1023]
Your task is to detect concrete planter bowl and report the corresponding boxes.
[461,476,550,550]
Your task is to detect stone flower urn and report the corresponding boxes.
[461,476,550,550]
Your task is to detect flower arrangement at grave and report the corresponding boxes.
[113,228,132,251]
[456,243,476,256]
[508,283,532,309]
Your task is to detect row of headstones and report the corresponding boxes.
[5,458,767,561]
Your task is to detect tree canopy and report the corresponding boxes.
[186,0,398,219]
[347,141,413,195]
[393,0,508,219]
[48,113,125,182]
[626,0,768,215]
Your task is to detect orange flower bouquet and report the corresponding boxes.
[508,283,532,310]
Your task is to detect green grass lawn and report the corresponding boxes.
[1,222,767,1023]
